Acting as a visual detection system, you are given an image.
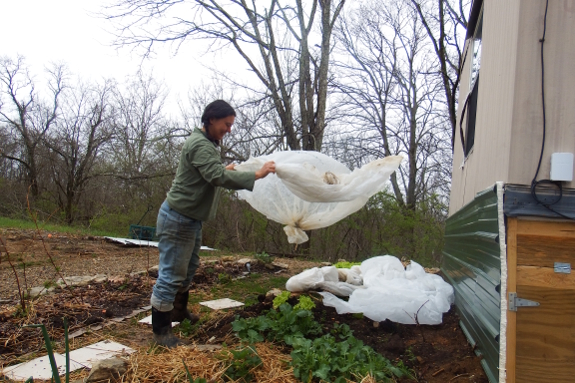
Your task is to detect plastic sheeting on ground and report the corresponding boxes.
[286,255,454,325]
[235,151,402,244]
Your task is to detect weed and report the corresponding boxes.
[43,280,58,289]
[184,358,208,383]
[12,305,29,318]
[254,252,273,264]
[220,345,262,382]
[178,319,196,337]
[405,346,417,363]
[218,273,231,284]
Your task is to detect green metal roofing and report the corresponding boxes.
[442,186,500,383]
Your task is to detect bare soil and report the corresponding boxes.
[0,229,487,383]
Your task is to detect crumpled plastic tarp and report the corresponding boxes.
[285,255,454,325]
[235,151,402,244]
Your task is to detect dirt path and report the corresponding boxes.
[0,228,320,299]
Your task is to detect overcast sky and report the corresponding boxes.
[0,0,226,117]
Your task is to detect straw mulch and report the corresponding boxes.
[124,342,298,383]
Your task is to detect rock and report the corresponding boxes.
[265,288,283,299]
[320,262,332,266]
[129,270,147,277]
[271,261,289,269]
[221,256,235,262]
[57,275,96,287]
[264,263,275,270]
[29,286,54,298]
[337,259,348,263]
[93,274,108,283]
[109,275,127,284]
[236,258,255,267]
[85,357,127,382]
[193,344,222,352]
[147,265,159,278]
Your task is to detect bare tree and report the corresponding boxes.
[44,80,115,223]
[409,0,469,147]
[109,73,168,179]
[104,0,345,152]
[334,0,451,210]
[0,56,64,197]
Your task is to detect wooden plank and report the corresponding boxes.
[515,357,575,383]
[516,234,575,267]
[506,218,518,383]
[517,265,575,289]
[515,284,575,359]
[515,219,575,238]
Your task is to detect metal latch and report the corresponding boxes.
[508,292,540,312]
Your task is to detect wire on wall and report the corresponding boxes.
[530,0,575,220]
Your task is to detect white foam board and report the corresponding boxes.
[199,298,244,310]
[138,314,179,327]
[67,340,135,369]
[2,353,83,380]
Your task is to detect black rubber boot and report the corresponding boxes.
[152,307,183,348]
[171,290,200,323]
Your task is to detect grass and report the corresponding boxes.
[189,273,289,309]
[0,216,121,237]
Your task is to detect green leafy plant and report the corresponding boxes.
[233,303,322,346]
[272,290,290,309]
[290,332,411,383]
[333,261,362,269]
[294,295,315,311]
[220,345,262,382]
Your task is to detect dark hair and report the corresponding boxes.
[201,100,236,131]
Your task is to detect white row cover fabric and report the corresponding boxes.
[235,151,402,244]
[286,255,454,325]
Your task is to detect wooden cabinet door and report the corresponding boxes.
[507,218,575,383]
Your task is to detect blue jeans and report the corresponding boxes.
[151,201,202,312]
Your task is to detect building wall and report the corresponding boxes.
[449,0,575,215]
[508,0,575,185]
[449,0,521,215]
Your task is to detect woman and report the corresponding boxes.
[151,100,275,347]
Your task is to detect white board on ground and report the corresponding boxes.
[199,298,244,310]
[2,353,84,380]
[138,315,179,327]
[104,237,216,250]
[67,340,135,369]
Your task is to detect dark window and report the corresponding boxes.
[465,8,483,156]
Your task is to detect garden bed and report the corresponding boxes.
[0,228,487,382]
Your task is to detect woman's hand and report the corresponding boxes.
[225,163,236,171]
[255,161,276,180]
